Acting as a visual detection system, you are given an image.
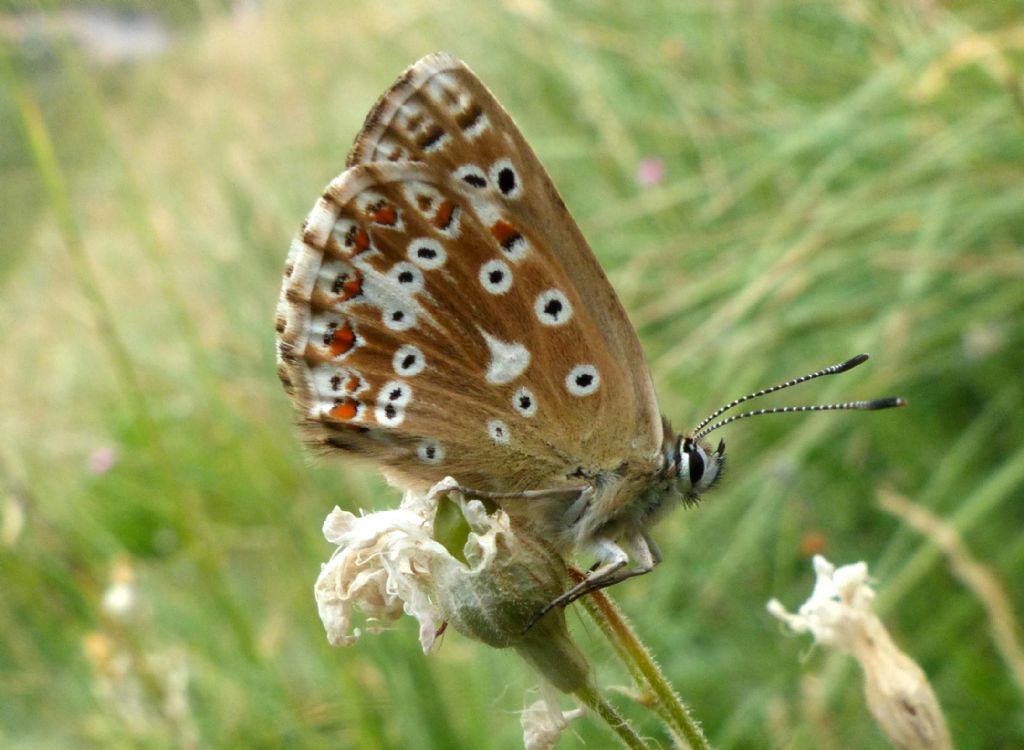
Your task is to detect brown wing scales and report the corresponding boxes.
[277,54,663,496]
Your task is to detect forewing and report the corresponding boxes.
[348,53,661,455]
[276,54,662,494]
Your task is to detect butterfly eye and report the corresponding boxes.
[687,446,706,485]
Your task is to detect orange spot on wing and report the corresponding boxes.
[342,225,372,255]
[433,200,455,229]
[338,274,362,301]
[343,373,362,393]
[329,398,360,421]
[328,321,356,357]
[491,219,518,245]
[352,228,371,254]
[371,203,398,226]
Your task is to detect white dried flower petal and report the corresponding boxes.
[314,480,457,651]
[768,555,952,750]
[521,693,584,750]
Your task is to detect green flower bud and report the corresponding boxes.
[431,498,591,694]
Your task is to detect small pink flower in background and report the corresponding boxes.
[636,157,665,187]
[88,446,119,475]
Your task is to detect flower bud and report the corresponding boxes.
[314,479,591,693]
[431,497,590,694]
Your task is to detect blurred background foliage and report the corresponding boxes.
[1,0,1022,747]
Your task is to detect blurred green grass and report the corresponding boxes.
[1,0,1023,747]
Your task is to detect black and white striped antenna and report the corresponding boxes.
[692,354,905,441]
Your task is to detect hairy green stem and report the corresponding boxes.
[573,568,712,750]
[574,681,650,750]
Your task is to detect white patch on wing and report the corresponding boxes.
[464,113,489,139]
[480,330,530,385]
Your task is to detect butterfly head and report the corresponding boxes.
[663,354,907,503]
[672,436,726,500]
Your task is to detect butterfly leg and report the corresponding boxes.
[579,532,661,598]
[528,532,662,629]
[523,538,628,629]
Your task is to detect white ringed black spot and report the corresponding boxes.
[454,164,488,189]
[375,400,405,426]
[388,261,424,293]
[417,440,444,464]
[375,380,412,426]
[565,365,600,397]
[408,237,446,270]
[392,345,426,377]
[487,418,511,445]
[513,387,536,417]
[383,304,416,331]
[489,159,521,199]
[479,259,513,295]
[534,289,573,327]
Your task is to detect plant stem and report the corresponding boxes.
[574,681,650,750]
[572,568,712,750]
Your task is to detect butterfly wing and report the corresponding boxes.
[276,54,662,496]
[349,53,662,443]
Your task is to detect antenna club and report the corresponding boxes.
[868,396,907,409]
[837,353,871,372]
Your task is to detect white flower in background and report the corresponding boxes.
[768,555,952,750]
[102,557,138,620]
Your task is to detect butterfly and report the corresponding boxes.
[276,53,904,616]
